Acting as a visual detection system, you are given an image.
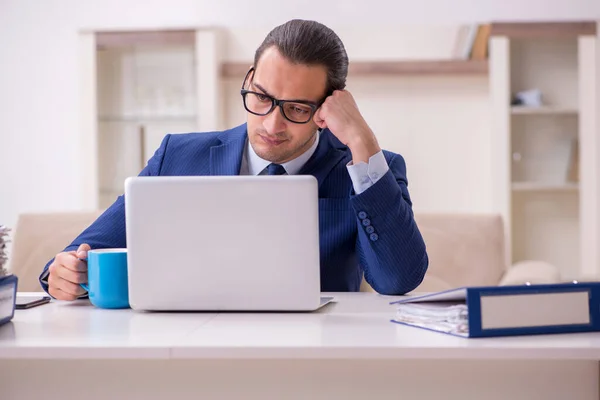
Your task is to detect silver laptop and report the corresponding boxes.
[123,175,333,311]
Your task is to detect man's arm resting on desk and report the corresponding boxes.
[39,134,172,296]
[348,151,428,295]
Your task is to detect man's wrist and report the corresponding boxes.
[348,132,381,165]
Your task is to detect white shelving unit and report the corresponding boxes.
[490,22,599,281]
[78,28,223,210]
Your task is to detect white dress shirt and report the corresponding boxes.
[240,130,390,194]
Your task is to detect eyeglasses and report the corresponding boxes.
[240,68,321,124]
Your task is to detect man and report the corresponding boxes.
[40,19,428,299]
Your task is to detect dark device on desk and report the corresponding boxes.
[16,295,51,309]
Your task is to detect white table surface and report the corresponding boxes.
[2,291,600,360]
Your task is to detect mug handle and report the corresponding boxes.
[78,257,89,292]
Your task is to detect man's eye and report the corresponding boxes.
[256,94,269,102]
[293,107,309,114]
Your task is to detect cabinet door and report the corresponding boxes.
[95,40,198,209]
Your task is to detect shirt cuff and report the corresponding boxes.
[346,150,390,195]
[40,269,49,284]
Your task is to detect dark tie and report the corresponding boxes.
[266,163,287,175]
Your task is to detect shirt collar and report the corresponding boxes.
[247,130,320,175]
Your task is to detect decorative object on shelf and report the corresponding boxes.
[511,89,543,107]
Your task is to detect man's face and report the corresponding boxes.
[245,46,328,164]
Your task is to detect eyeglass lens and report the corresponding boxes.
[244,92,314,123]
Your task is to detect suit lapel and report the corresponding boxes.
[210,124,247,176]
[299,129,348,188]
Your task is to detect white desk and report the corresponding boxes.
[1,292,599,399]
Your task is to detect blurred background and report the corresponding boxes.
[1,0,599,287]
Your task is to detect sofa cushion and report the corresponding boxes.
[413,213,507,291]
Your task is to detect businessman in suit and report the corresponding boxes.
[40,19,428,298]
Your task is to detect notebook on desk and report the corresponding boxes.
[390,282,600,338]
[0,275,18,327]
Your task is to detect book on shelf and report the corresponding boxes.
[452,23,490,60]
[469,24,491,60]
[390,282,600,338]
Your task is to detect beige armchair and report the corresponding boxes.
[361,213,562,293]
[9,211,561,294]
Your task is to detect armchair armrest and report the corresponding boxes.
[499,260,562,286]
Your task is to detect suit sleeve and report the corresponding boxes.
[38,134,172,293]
[350,152,428,295]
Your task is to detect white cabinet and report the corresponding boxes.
[78,29,223,210]
[490,22,600,280]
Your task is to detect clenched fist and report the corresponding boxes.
[313,90,381,164]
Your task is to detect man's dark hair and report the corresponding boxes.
[253,19,349,97]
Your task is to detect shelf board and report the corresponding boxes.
[221,59,489,78]
[99,115,197,122]
[510,106,578,115]
[490,21,597,38]
[96,30,195,50]
[512,182,579,192]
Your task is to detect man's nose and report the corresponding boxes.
[262,106,287,134]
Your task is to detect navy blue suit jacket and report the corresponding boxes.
[41,123,428,295]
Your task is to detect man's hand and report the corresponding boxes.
[48,243,90,301]
[313,90,381,164]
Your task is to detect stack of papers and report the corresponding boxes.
[393,302,470,335]
[0,225,9,276]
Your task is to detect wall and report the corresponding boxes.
[1,0,599,234]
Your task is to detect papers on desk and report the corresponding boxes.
[0,225,9,276]
[394,302,470,336]
[0,225,17,327]
[390,282,600,338]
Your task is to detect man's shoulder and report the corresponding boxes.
[164,123,247,149]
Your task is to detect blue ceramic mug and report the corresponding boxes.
[80,248,130,309]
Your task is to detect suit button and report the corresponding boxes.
[370,233,379,242]
[362,218,371,226]
[358,211,367,219]
[366,226,375,234]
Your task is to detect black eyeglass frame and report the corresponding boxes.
[240,67,324,124]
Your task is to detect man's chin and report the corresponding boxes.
[251,138,287,162]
